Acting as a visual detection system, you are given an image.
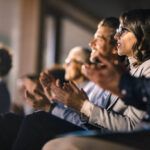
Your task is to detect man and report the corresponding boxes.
[11,17,119,150]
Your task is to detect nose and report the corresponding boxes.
[114,32,120,40]
[89,39,96,47]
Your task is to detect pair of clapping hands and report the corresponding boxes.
[24,55,127,113]
[24,70,88,113]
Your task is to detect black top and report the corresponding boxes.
[119,73,150,121]
[0,81,10,113]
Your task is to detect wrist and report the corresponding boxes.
[44,104,51,112]
[80,100,94,117]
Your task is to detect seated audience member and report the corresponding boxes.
[44,7,150,132]
[42,9,150,150]
[25,45,115,129]
[25,47,93,127]
[12,21,125,150]
[12,15,147,150]
[0,44,12,113]
[25,65,66,112]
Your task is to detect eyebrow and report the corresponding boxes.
[94,34,105,40]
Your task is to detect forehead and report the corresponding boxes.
[94,26,113,38]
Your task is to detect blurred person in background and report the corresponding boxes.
[10,74,40,115]
[24,47,92,126]
[64,46,90,87]
[0,44,12,113]
[24,64,67,112]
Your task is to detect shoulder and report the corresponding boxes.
[137,59,150,77]
[140,59,150,68]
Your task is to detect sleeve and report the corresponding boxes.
[50,101,88,129]
[88,103,146,131]
[119,73,150,109]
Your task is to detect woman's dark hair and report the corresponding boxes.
[0,45,12,76]
[120,9,150,66]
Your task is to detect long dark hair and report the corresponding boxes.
[120,9,150,66]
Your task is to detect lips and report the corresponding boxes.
[117,41,121,48]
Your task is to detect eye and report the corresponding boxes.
[116,26,129,36]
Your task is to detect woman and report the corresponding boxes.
[115,9,150,69]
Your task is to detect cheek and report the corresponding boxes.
[118,39,134,56]
[124,37,136,51]
[65,66,72,75]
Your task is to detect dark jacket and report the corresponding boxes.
[0,81,10,113]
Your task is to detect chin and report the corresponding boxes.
[90,56,95,63]
[65,75,69,80]
[117,50,123,56]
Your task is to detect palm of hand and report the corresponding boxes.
[50,81,87,112]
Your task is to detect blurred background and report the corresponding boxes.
[0,0,150,106]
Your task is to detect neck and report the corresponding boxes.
[128,56,137,69]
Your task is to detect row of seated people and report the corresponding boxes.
[0,8,150,150]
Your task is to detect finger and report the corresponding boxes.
[80,88,88,99]
[69,81,80,93]
[34,89,46,100]
[90,64,97,69]
[50,84,68,104]
[25,90,35,102]
[40,72,49,83]
[43,85,53,100]
[56,79,61,88]
[82,64,94,75]
[47,71,55,80]
[82,65,96,80]
[63,83,73,92]
[34,89,44,96]
[24,78,36,94]
[40,72,52,86]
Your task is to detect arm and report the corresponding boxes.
[119,74,150,108]
[40,67,146,131]
[88,98,146,131]
[50,102,88,129]
[39,72,89,128]
[82,55,150,108]
[43,78,145,131]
